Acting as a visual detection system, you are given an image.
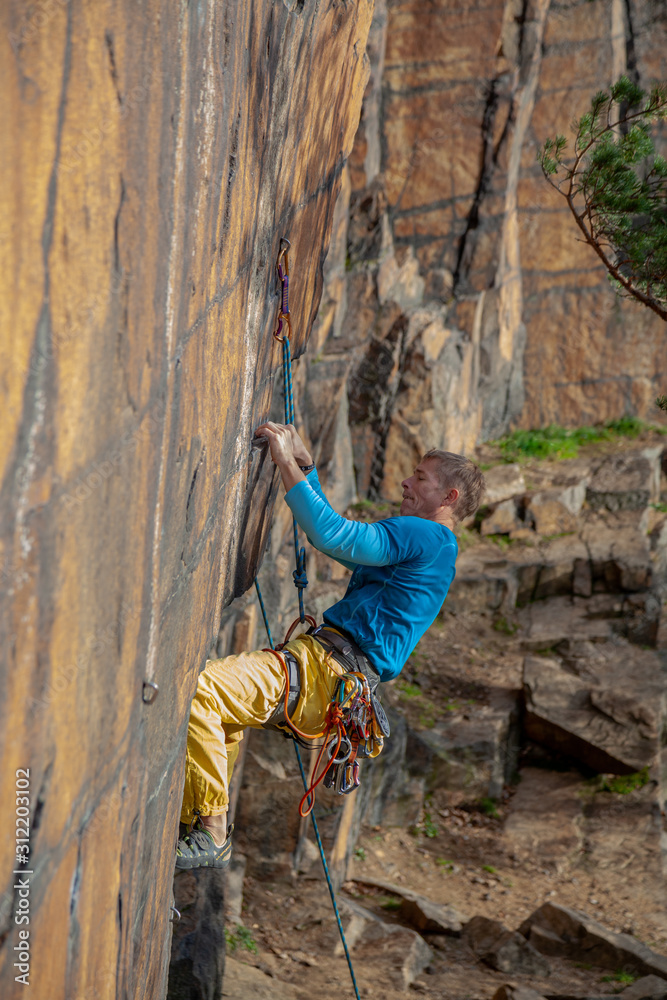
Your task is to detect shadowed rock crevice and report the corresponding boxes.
[453,74,505,295]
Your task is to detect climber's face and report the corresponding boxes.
[400,458,454,520]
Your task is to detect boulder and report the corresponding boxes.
[648,514,667,585]
[580,514,654,593]
[522,650,661,774]
[446,550,516,613]
[363,706,427,830]
[493,987,548,1000]
[449,543,580,613]
[225,854,247,928]
[222,958,299,1000]
[481,499,522,535]
[518,596,616,649]
[529,537,590,602]
[617,975,667,1000]
[463,915,551,976]
[502,767,583,861]
[586,449,662,512]
[338,898,433,990]
[526,481,587,536]
[406,692,520,799]
[349,877,466,934]
[519,903,667,978]
[169,869,226,1000]
[484,464,527,504]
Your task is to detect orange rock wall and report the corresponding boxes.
[0,3,371,998]
[383,0,666,437]
[292,0,666,507]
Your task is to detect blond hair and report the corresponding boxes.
[422,450,486,522]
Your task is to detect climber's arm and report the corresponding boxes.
[284,479,392,567]
[256,421,388,566]
[303,468,358,570]
[256,421,362,568]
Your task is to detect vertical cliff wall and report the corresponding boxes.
[275,0,666,509]
[225,0,666,903]
[0,3,371,998]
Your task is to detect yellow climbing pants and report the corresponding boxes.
[180,633,345,824]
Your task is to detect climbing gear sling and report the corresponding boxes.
[252,237,362,1000]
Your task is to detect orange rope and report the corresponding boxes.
[298,703,346,817]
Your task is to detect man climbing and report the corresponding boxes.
[174,422,485,869]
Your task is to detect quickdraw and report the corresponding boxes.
[273,236,291,344]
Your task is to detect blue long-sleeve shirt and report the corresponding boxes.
[284,469,458,681]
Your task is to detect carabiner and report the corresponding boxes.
[328,734,352,765]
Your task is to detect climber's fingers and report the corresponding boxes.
[286,424,313,466]
[255,422,295,466]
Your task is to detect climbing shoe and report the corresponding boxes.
[175,819,233,870]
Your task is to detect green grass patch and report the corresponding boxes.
[650,501,667,513]
[600,971,637,985]
[479,797,500,819]
[487,534,513,551]
[457,526,479,552]
[493,616,518,635]
[491,417,664,464]
[397,680,422,699]
[225,925,258,955]
[422,812,439,838]
[599,767,650,795]
[482,864,497,874]
[379,896,402,911]
[354,847,367,861]
[437,858,456,871]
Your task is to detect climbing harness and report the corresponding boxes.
[253,237,362,1000]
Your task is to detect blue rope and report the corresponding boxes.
[253,577,361,1000]
[293,742,362,1000]
[281,333,307,622]
[248,252,361,999]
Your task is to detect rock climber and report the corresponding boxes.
[174,422,485,869]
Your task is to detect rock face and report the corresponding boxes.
[523,649,663,775]
[305,0,667,504]
[520,903,667,979]
[463,915,551,977]
[349,876,467,935]
[0,4,371,998]
[338,897,433,991]
[3,0,667,997]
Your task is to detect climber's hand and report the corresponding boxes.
[287,425,313,467]
[255,422,296,468]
